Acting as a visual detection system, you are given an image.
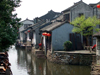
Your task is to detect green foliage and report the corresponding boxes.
[63,41,72,51]
[70,15,100,45]
[0,0,21,51]
[71,15,100,36]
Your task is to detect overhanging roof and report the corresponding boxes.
[93,31,100,37]
[40,21,68,32]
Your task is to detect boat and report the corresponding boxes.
[0,52,12,75]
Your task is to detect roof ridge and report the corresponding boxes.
[62,0,83,13]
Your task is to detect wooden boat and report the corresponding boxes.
[0,52,12,75]
[0,52,8,57]
[0,66,6,74]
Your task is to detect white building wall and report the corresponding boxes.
[19,20,34,42]
[20,32,23,41]
[33,33,36,45]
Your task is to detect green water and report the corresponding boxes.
[8,46,91,75]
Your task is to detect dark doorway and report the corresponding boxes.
[69,33,83,50]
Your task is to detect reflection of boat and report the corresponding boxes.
[0,52,12,75]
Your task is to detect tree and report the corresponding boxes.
[0,0,21,51]
[70,15,100,46]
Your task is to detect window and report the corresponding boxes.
[24,24,32,29]
[63,14,70,21]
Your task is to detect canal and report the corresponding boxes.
[8,46,91,75]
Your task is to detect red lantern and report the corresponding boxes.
[42,32,47,36]
[97,4,100,8]
[92,44,96,49]
[39,43,42,46]
[28,30,30,32]
[47,33,51,36]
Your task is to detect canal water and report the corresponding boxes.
[8,46,91,75]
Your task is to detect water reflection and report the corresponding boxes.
[31,55,46,75]
[47,61,91,75]
[8,46,91,75]
[8,46,28,75]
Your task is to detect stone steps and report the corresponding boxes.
[36,54,46,59]
[26,46,32,51]
[35,51,45,54]
[33,50,46,59]
[91,64,100,75]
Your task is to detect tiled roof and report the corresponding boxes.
[89,4,97,7]
[89,1,100,8]
[62,1,83,13]
[40,10,61,21]
[33,14,64,31]
[40,21,67,32]
[93,31,100,37]
[21,18,34,23]
[33,22,52,30]
[20,21,44,32]
[51,14,63,22]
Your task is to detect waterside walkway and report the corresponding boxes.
[54,50,96,54]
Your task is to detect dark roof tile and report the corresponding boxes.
[93,31,100,37]
[62,1,82,13]
[40,10,61,21]
[40,21,67,32]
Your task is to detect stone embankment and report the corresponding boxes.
[91,64,100,75]
[31,47,46,59]
[47,50,96,65]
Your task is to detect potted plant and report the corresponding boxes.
[63,41,72,51]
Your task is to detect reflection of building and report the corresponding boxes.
[26,52,32,75]
[31,55,47,75]
[17,50,27,67]
[17,49,47,75]
[46,61,91,75]
[17,49,32,75]
[16,48,91,75]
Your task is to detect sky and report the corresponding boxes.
[14,0,100,21]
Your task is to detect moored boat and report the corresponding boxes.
[0,52,12,75]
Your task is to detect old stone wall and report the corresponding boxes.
[47,51,96,65]
[91,64,100,75]
[71,2,93,21]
